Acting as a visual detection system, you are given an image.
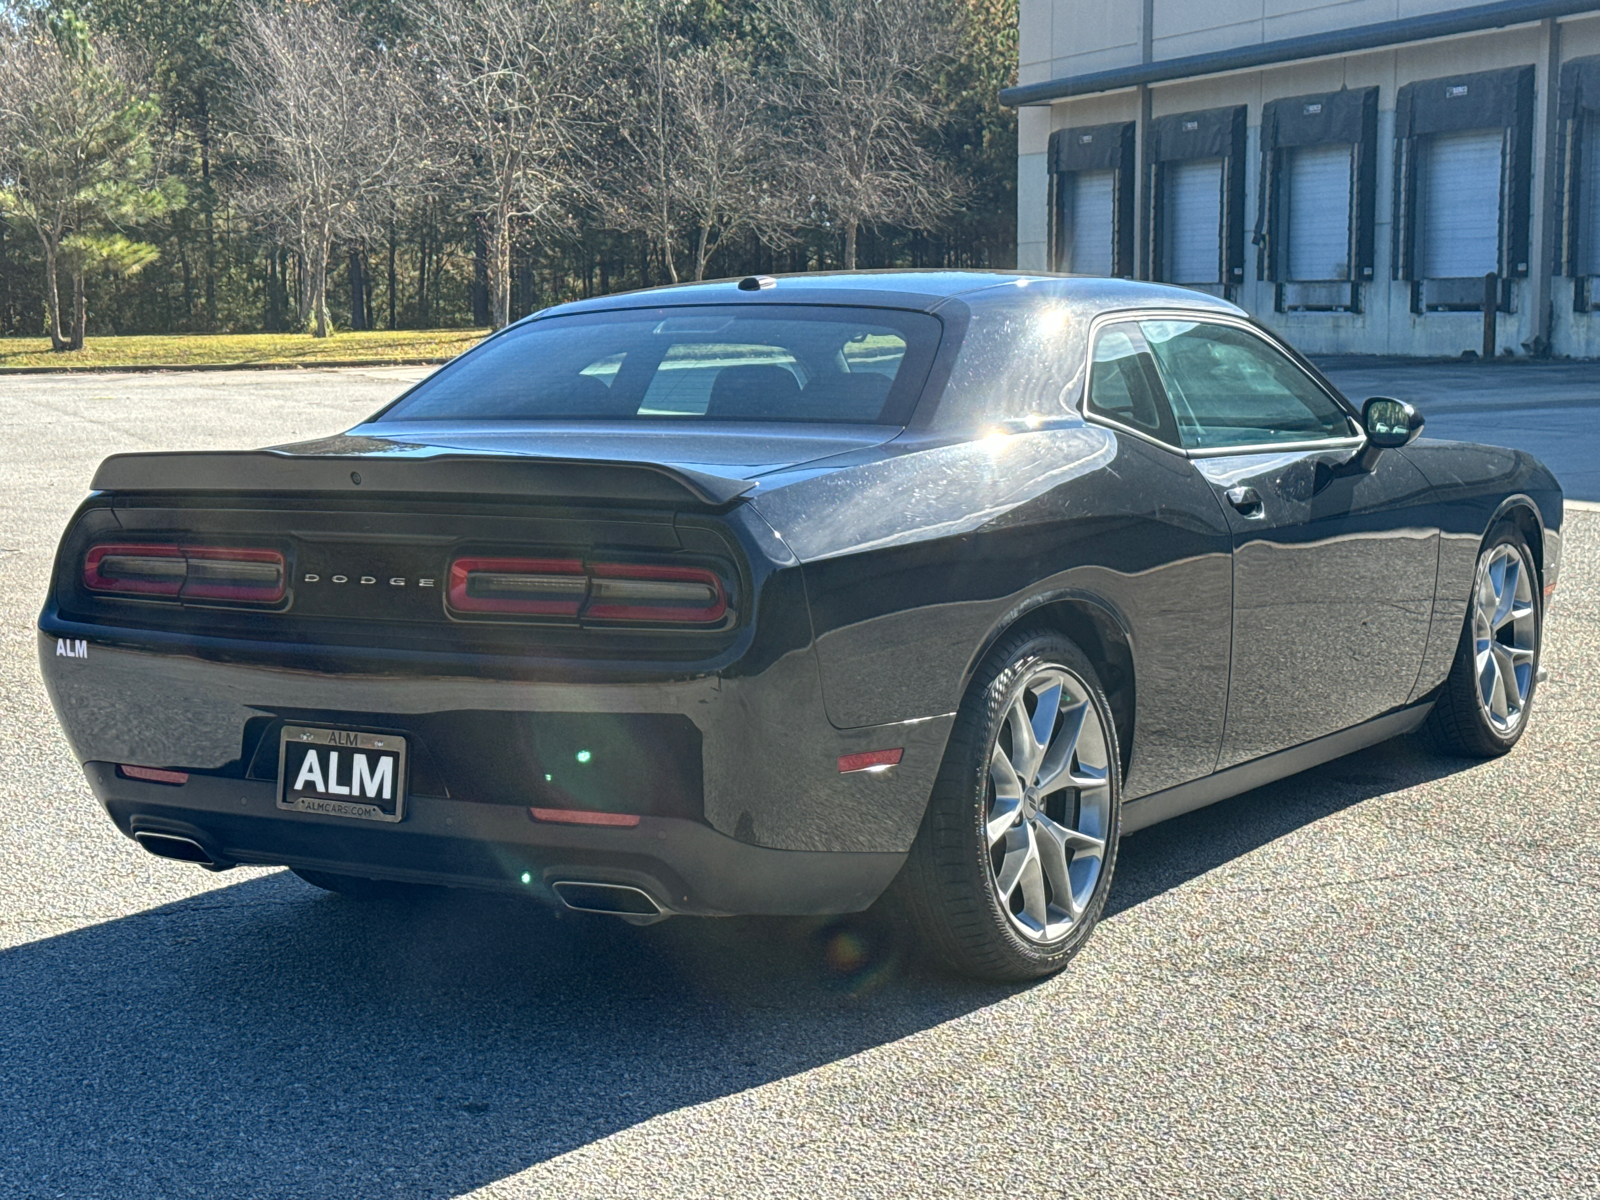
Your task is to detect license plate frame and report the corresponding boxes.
[276,725,408,823]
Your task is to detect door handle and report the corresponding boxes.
[1225,486,1264,517]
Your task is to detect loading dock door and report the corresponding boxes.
[1286,144,1353,281]
[1070,170,1116,276]
[1167,159,1224,284]
[1421,129,1503,279]
[1583,118,1600,275]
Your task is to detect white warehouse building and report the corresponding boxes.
[1008,0,1600,357]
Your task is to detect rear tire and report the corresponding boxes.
[1426,522,1542,758]
[291,868,416,899]
[894,628,1122,982]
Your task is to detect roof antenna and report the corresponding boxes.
[737,275,777,291]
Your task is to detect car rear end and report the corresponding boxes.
[35,290,970,918]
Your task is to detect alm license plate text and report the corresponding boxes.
[277,725,407,823]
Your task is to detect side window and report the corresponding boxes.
[1138,320,1356,450]
[1086,322,1179,446]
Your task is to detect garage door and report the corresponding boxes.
[1069,170,1115,276]
[1286,143,1353,282]
[1421,129,1502,279]
[1582,118,1600,276]
[1166,158,1223,284]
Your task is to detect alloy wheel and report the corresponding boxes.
[985,664,1112,944]
[1471,542,1537,735]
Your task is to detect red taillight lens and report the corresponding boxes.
[447,557,729,626]
[182,547,286,601]
[84,544,286,604]
[83,544,186,596]
[448,557,587,616]
[585,563,727,624]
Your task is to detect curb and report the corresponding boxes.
[0,357,456,376]
[1566,499,1600,513]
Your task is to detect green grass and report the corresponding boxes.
[0,328,490,371]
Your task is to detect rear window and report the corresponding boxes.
[379,306,942,424]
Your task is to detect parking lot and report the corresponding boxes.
[1,366,1597,1198]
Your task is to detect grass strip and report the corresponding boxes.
[0,329,489,372]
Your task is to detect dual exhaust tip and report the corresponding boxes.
[132,831,668,920]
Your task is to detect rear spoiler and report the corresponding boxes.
[90,447,757,507]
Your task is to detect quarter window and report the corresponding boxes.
[1086,322,1178,445]
[1138,320,1355,450]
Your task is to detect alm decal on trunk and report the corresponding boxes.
[55,639,87,659]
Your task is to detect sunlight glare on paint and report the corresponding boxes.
[575,750,592,764]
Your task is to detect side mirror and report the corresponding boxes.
[1355,397,1424,470]
[1363,396,1424,449]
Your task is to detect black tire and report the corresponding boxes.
[290,867,416,899]
[1426,521,1542,758]
[893,628,1122,982]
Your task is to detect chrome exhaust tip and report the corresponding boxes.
[551,880,667,924]
[132,831,232,872]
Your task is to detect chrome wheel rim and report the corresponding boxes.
[1472,543,1538,735]
[986,664,1112,944]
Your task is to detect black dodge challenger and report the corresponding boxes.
[38,272,1564,981]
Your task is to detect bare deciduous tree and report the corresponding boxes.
[605,22,794,283]
[229,1,420,337]
[407,0,597,328]
[761,0,962,270]
[0,12,173,349]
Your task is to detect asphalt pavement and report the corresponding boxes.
[1317,357,1600,501]
[0,367,1597,1199]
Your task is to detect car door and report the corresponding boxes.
[1134,316,1439,769]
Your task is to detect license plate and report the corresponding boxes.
[277,726,407,823]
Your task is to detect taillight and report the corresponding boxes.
[586,563,727,623]
[83,544,185,597]
[83,544,286,604]
[448,557,729,626]
[447,557,586,616]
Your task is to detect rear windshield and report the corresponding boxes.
[378,306,943,424]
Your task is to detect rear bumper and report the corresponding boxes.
[40,622,950,913]
[88,764,905,916]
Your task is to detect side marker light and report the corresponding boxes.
[838,749,903,774]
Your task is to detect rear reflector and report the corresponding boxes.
[449,557,729,625]
[529,807,642,827]
[85,544,285,604]
[118,764,190,785]
[838,748,903,773]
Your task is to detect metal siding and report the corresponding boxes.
[1167,158,1224,283]
[1421,129,1504,279]
[1071,170,1117,276]
[1286,143,1354,281]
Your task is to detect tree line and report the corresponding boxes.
[0,0,1017,345]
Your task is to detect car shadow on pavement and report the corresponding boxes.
[0,860,997,1198]
[1106,732,1474,918]
[0,733,1478,1199]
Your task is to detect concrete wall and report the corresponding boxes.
[1016,3,1600,357]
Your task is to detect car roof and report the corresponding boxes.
[531,270,1245,320]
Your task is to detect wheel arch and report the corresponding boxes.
[1488,493,1546,586]
[962,591,1136,780]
